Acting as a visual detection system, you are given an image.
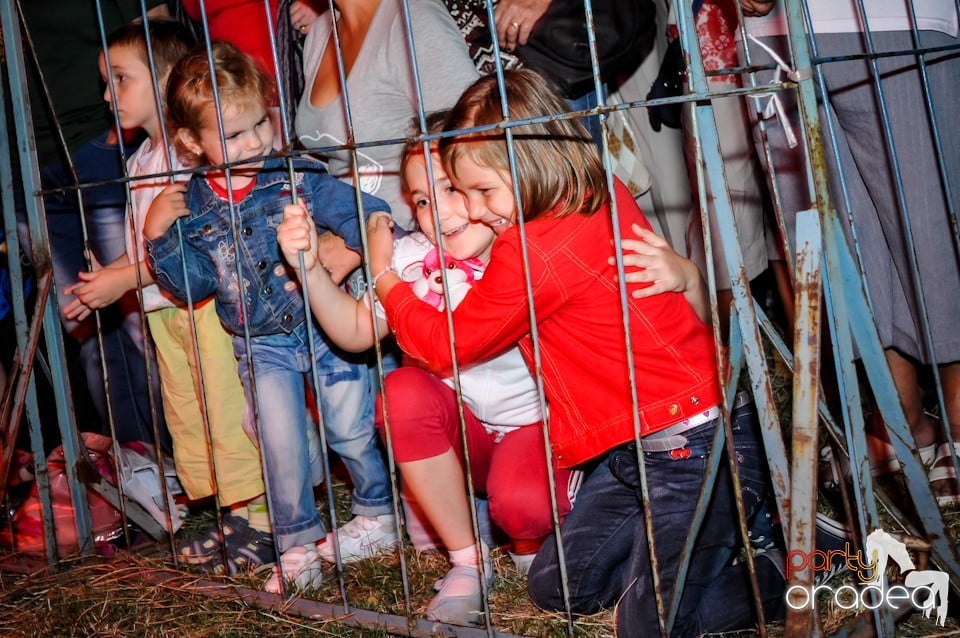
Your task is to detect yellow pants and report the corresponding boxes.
[147,300,263,506]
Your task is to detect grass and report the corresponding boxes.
[4,476,959,637]
[0,478,617,637]
[0,514,613,637]
[2,335,960,636]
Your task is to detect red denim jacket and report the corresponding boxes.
[384,181,722,468]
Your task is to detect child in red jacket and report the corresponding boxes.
[367,69,781,635]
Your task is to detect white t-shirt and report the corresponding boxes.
[378,233,543,433]
[125,139,186,312]
[744,1,958,38]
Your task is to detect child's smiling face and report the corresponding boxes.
[448,154,516,236]
[404,150,496,263]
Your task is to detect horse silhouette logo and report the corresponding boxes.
[864,529,949,626]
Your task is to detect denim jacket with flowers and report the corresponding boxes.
[146,156,389,337]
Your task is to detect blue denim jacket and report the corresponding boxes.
[146,156,389,336]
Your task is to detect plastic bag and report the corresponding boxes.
[114,441,184,532]
[0,432,124,556]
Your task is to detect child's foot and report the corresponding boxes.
[177,513,275,574]
[263,545,322,594]
[426,564,495,626]
[507,537,542,577]
[929,443,960,507]
[317,514,399,563]
[508,551,536,576]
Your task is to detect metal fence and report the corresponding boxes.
[1,0,959,636]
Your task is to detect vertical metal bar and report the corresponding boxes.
[855,0,960,510]
[94,0,178,553]
[662,3,776,634]
[188,0,302,601]
[158,6,255,570]
[832,214,960,585]
[753,298,842,436]
[784,208,821,636]
[475,4,585,634]
[782,2,888,634]
[0,15,59,565]
[3,0,93,561]
[679,0,792,539]
[30,0,132,554]
[311,0,389,610]
[0,19,48,521]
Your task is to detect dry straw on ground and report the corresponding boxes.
[3,355,960,635]
[3,495,959,637]
[0,539,615,637]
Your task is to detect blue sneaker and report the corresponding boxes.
[813,512,850,586]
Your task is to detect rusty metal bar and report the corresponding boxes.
[5,1,960,636]
[784,208,821,636]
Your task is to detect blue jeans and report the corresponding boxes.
[20,132,165,445]
[528,398,785,636]
[234,323,392,551]
[566,88,607,148]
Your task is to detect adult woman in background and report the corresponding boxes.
[295,0,479,232]
[293,0,480,561]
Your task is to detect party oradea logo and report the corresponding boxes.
[785,529,949,626]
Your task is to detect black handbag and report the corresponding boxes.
[515,0,657,99]
[645,0,705,131]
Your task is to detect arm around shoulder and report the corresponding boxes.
[614,223,711,325]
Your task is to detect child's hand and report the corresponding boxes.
[366,212,395,275]
[278,203,320,276]
[610,224,699,298]
[63,297,94,322]
[316,232,360,284]
[144,183,189,240]
[62,253,126,317]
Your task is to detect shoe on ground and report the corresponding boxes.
[426,563,496,626]
[508,551,536,576]
[746,514,849,587]
[813,512,851,586]
[263,546,322,594]
[177,513,275,575]
[821,441,937,489]
[316,514,399,564]
[929,442,960,507]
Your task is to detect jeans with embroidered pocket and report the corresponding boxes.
[234,323,392,551]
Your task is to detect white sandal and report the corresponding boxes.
[821,442,937,488]
[928,443,960,507]
[873,442,937,474]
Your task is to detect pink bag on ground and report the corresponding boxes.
[0,432,124,556]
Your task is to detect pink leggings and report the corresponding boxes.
[375,367,575,545]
